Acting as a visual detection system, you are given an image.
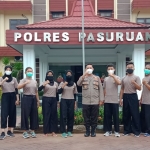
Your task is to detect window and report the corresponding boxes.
[99,10,113,17]
[137,18,150,24]
[9,19,28,29]
[51,12,64,19]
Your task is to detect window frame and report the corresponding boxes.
[136,18,150,24]
[9,19,28,30]
[51,11,64,19]
[98,10,113,18]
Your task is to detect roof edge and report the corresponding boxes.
[96,15,150,28]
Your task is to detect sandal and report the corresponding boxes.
[52,132,57,137]
[43,134,48,137]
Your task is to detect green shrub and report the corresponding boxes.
[98,106,104,124]
[74,109,84,125]
[37,106,123,125]
[57,108,60,120]
[38,91,44,97]
[0,87,2,102]
[119,110,123,124]
[2,57,10,65]
[38,106,43,125]
[38,114,43,125]
[11,62,23,82]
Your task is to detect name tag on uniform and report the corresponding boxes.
[93,81,98,85]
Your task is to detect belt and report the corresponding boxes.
[23,95,36,97]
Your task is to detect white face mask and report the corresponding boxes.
[5,71,12,75]
[107,70,114,75]
[86,69,93,74]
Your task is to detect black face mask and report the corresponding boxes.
[66,75,72,82]
[46,76,53,82]
[126,69,134,74]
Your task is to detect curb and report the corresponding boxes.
[14,125,124,134]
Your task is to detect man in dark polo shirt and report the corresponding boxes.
[120,62,141,137]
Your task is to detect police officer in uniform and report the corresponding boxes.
[140,64,150,137]
[77,64,104,137]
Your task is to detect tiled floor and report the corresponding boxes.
[0,133,149,150]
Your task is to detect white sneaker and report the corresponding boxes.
[104,131,112,136]
[114,132,120,137]
[134,134,140,138]
[122,133,129,136]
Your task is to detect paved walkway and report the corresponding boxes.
[0,134,149,150]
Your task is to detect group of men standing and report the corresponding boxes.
[77,62,150,137]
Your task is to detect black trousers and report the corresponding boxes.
[1,92,16,128]
[21,95,39,130]
[60,99,75,133]
[104,103,119,132]
[123,93,140,135]
[141,104,150,134]
[42,97,58,134]
[82,104,99,128]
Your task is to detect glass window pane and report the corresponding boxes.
[10,20,18,25]
[51,12,64,19]
[20,19,28,24]
[146,19,150,23]
[99,10,112,17]
[137,19,145,23]
[9,19,28,30]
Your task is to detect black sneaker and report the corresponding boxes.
[0,132,6,140]
[84,127,90,137]
[91,127,96,137]
[7,131,15,137]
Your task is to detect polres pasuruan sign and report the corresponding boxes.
[6,29,150,45]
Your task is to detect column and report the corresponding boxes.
[23,45,36,79]
[132,44,145,99]
[117,53,126,78]
[95,0,97,15]
[66,0,68,16]
[39,54,48,84]
[46,0,50,20]
[117,53,126,95]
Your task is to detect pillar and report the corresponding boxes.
[117,53,126,78]
[116,53,126,95]
[132,44,145,99]
[23,45,36,79]
[39,54,48,84]
[46,0,50,20]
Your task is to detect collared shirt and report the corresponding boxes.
[103,75,120,103]
[142,75,150,104]
[77,75,104,105]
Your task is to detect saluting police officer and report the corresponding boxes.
[140,64,150,137]
[77,64,104,137]
[120,62,141,137]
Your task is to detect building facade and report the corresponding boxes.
[0,0,150,97]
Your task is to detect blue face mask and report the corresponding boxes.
[144,69,150,75]
[26,72,33,77]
